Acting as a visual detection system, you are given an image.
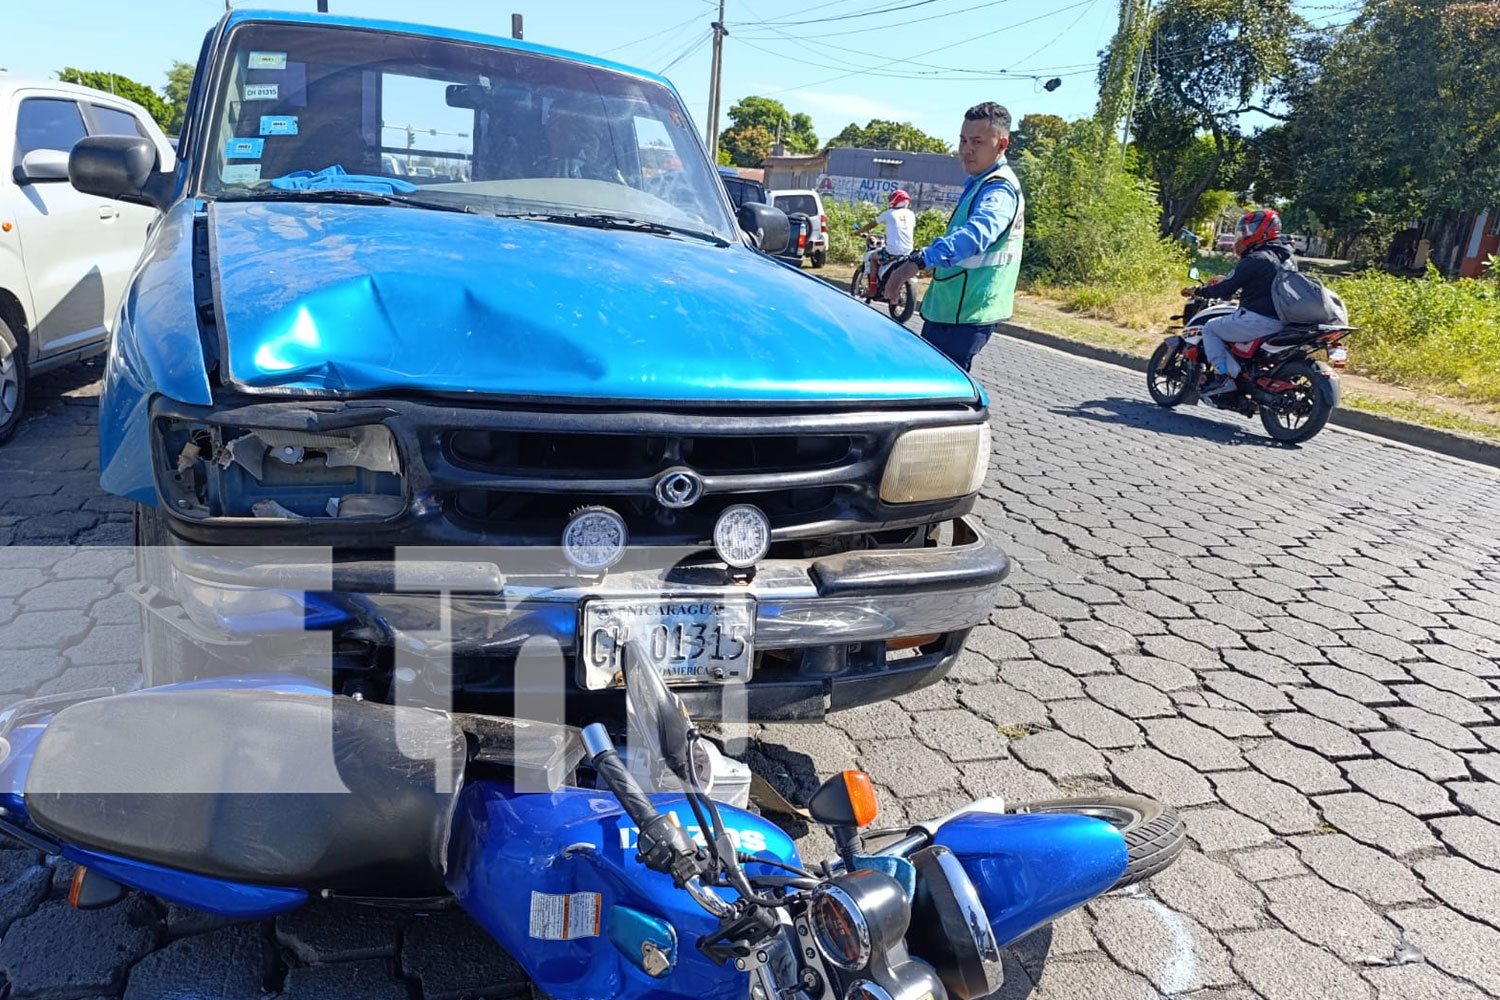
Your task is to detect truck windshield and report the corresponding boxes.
[200,21,736,239]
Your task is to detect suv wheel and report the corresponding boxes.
[0,315,29,445]
[811,250,827,268]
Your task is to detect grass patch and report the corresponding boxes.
[1343,394,1500,443]
[996,723,1042,740]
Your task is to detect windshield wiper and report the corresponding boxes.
[223,188,484,215]
[513,212,729,247]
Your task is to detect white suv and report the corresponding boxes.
[0,76,174,443]
[770,189,828,268]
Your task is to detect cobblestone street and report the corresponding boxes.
[1,334,1498,999]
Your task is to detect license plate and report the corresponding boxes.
[580,596,755,690]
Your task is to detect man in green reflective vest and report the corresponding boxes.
[882,102,1024,373]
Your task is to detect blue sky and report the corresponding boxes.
[4,0,1359,146]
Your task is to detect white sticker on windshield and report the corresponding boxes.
[259,115,298,136]
[244,83,279,101]
[224,137,265,159]
[248,51,287,70]
[528,891,600,940]
[221,163,262,185]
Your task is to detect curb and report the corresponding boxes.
[994,321,1500,470]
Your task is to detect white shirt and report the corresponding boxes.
[876,207,916,256]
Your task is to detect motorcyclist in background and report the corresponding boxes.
[856,189,917,259]
[1182,209,1292,396]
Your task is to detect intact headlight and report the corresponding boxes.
[879,424,990,503]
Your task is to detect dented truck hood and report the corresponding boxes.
[208,201,979,406]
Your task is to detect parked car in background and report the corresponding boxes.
[719,167,806,265]
[0,75,174,443]
[770,188,827,267]
[1287,233,1310,255]
[1214,232,1235,252]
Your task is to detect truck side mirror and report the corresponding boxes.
[69,135,173,213]
[737,202,790,255]
[13,149,72,184]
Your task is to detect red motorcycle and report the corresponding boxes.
[1147,269,1354,444]
[849,232,917,323]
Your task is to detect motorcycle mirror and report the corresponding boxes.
[621,641,696,785]
[1188,267,1201,281]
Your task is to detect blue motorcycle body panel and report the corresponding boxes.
[446,780,799,1000]
[934,811,1128,947]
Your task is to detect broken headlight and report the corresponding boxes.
[155,419,406,522]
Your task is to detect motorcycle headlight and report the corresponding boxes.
[880,424,990,503]
[811,884,872,971]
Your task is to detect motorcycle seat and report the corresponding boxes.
[24,689,466,895]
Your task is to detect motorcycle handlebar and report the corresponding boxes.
[582,724,660,830]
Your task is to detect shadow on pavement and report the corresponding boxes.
[1051,396,1283,449]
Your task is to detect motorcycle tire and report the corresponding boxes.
[850,266,867,300]
[1260,358,1334,445]
[888,280,916,323]
[1009,793,1186,890]
[1146,341,1193,408]
[134,502,206,687]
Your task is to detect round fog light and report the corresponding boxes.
[714,504,771,568]
[563,506,628,572]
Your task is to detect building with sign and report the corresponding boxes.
[762,147,966,212]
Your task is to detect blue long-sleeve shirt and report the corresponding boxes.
[920,157,1019,269]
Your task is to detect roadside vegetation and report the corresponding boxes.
[822,199,946,266]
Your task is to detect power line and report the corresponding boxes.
[659,29,713,73]
[598,7,707,56]
[733,0,1019,42]
[731,0,947,29]
[1008,0,1103,71]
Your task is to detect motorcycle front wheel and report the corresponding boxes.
[849,266,867,301]
[1146,341,1193,407]
[1260,358,1334,444]
[1009,793,1186,890]
[888,280,916,323]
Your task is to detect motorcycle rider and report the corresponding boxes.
[1183,209,1292,396]
[856,189,917,258]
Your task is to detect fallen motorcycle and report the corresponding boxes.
[0,646,1184,1000]
[849,232,917,323]
[1147,268,1354,444]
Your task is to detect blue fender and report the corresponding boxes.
[933,811,1128,947]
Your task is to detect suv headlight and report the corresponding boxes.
[880,423,990,503]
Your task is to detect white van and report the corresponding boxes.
[770,189,828,267]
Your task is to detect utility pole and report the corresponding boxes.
[706,0,728,159]
[511,14,523,40]
[1120,0,1150,149]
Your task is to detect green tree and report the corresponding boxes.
[1008,113,1068,161]
[720,124,776,167]
[719,96,817,156]
[828,119,949,153]
[162,60,195,135]
[57,68,172,130]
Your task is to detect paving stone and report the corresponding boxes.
[1342,759,1455,818]
[1479,726,1500,752]
[894,679,962,713]
[0,865,51,936]
[1364,731,1469,782]
[1109,749,1216,807]
[1030,637,1115,676]
[1269,712,1369,759]
[1246,739,1350,795]
[18,578,113,613]
[1002,660,1084,701]
[1468,753,1500,784]
[1182,806,1276,852]
[1415,856,1500,930]
[968,623,1033,663]
[1065,619,1138,656]
[1150,851,1264,931]
[1305,664,1399,705]
[1221,649,1305,684]
[1380,706,1484,752]
[857,738,960,797]
[1094,604,1167,636]
[1421,642,1500,678]
[1142,634,1223,670]
[957,681,1050,729]
[1289,684,1390,730]
[1009,730,1109,781]
[1393,683,1492,726]
[1212,770,1320,834]
[1090,895,1237,994]
[1390,907,1500,996]
[1081,675,1174,717]
[826,699,914,739]
[1246,629,1325,664]
[1329,647,1411,683]
[0,611,93,651]
[123,923,272,1000]
[1144,718,1245,772]
[949,649,1000,684]
[1232,847,1307,882]
[1261,875,1401,963]
[0,648,67,695]
[49,547,133,580]
[1168,618,1247,650]
[1363,964,1490,1000]
[1116,656,1196,691]
[1345,629,1425,663]
[1432,815,1500,872]
[1029,956,1161,1000]
[276,958,412,1000]
[163,903,242,939]
[912,709,1012,762]
[1451,781,1500,824]
[401,909,532,1000]
[0,896,160,999]
[36,661,142,696]
[958,759,1059,803]
[1291,834,1430,905]
[1225,929,1373,1000]
[1314,792,1441,856]
[275,900,410,963]
[1182,706,1271,738]
[990,607,1064,640]
[1405,661,1500,701]
[1201,671,1292,712]
[1049,699,1143,749]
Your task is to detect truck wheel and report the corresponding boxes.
[134,502,208,687]
[811,250,827,268]
[0,315,29,446]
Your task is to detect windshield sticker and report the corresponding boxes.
[221,163,262,185]
[248,51,287,70]
[244,83,279,101]
[259,115,298,136]
[224,137,265,159]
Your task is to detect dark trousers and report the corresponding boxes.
[920,321,995,372]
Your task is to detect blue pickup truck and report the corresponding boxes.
[70,9,1008,721]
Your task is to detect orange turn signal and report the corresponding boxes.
[842,770,879,828]
[887,633,939,651]
[67,866,88,909]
